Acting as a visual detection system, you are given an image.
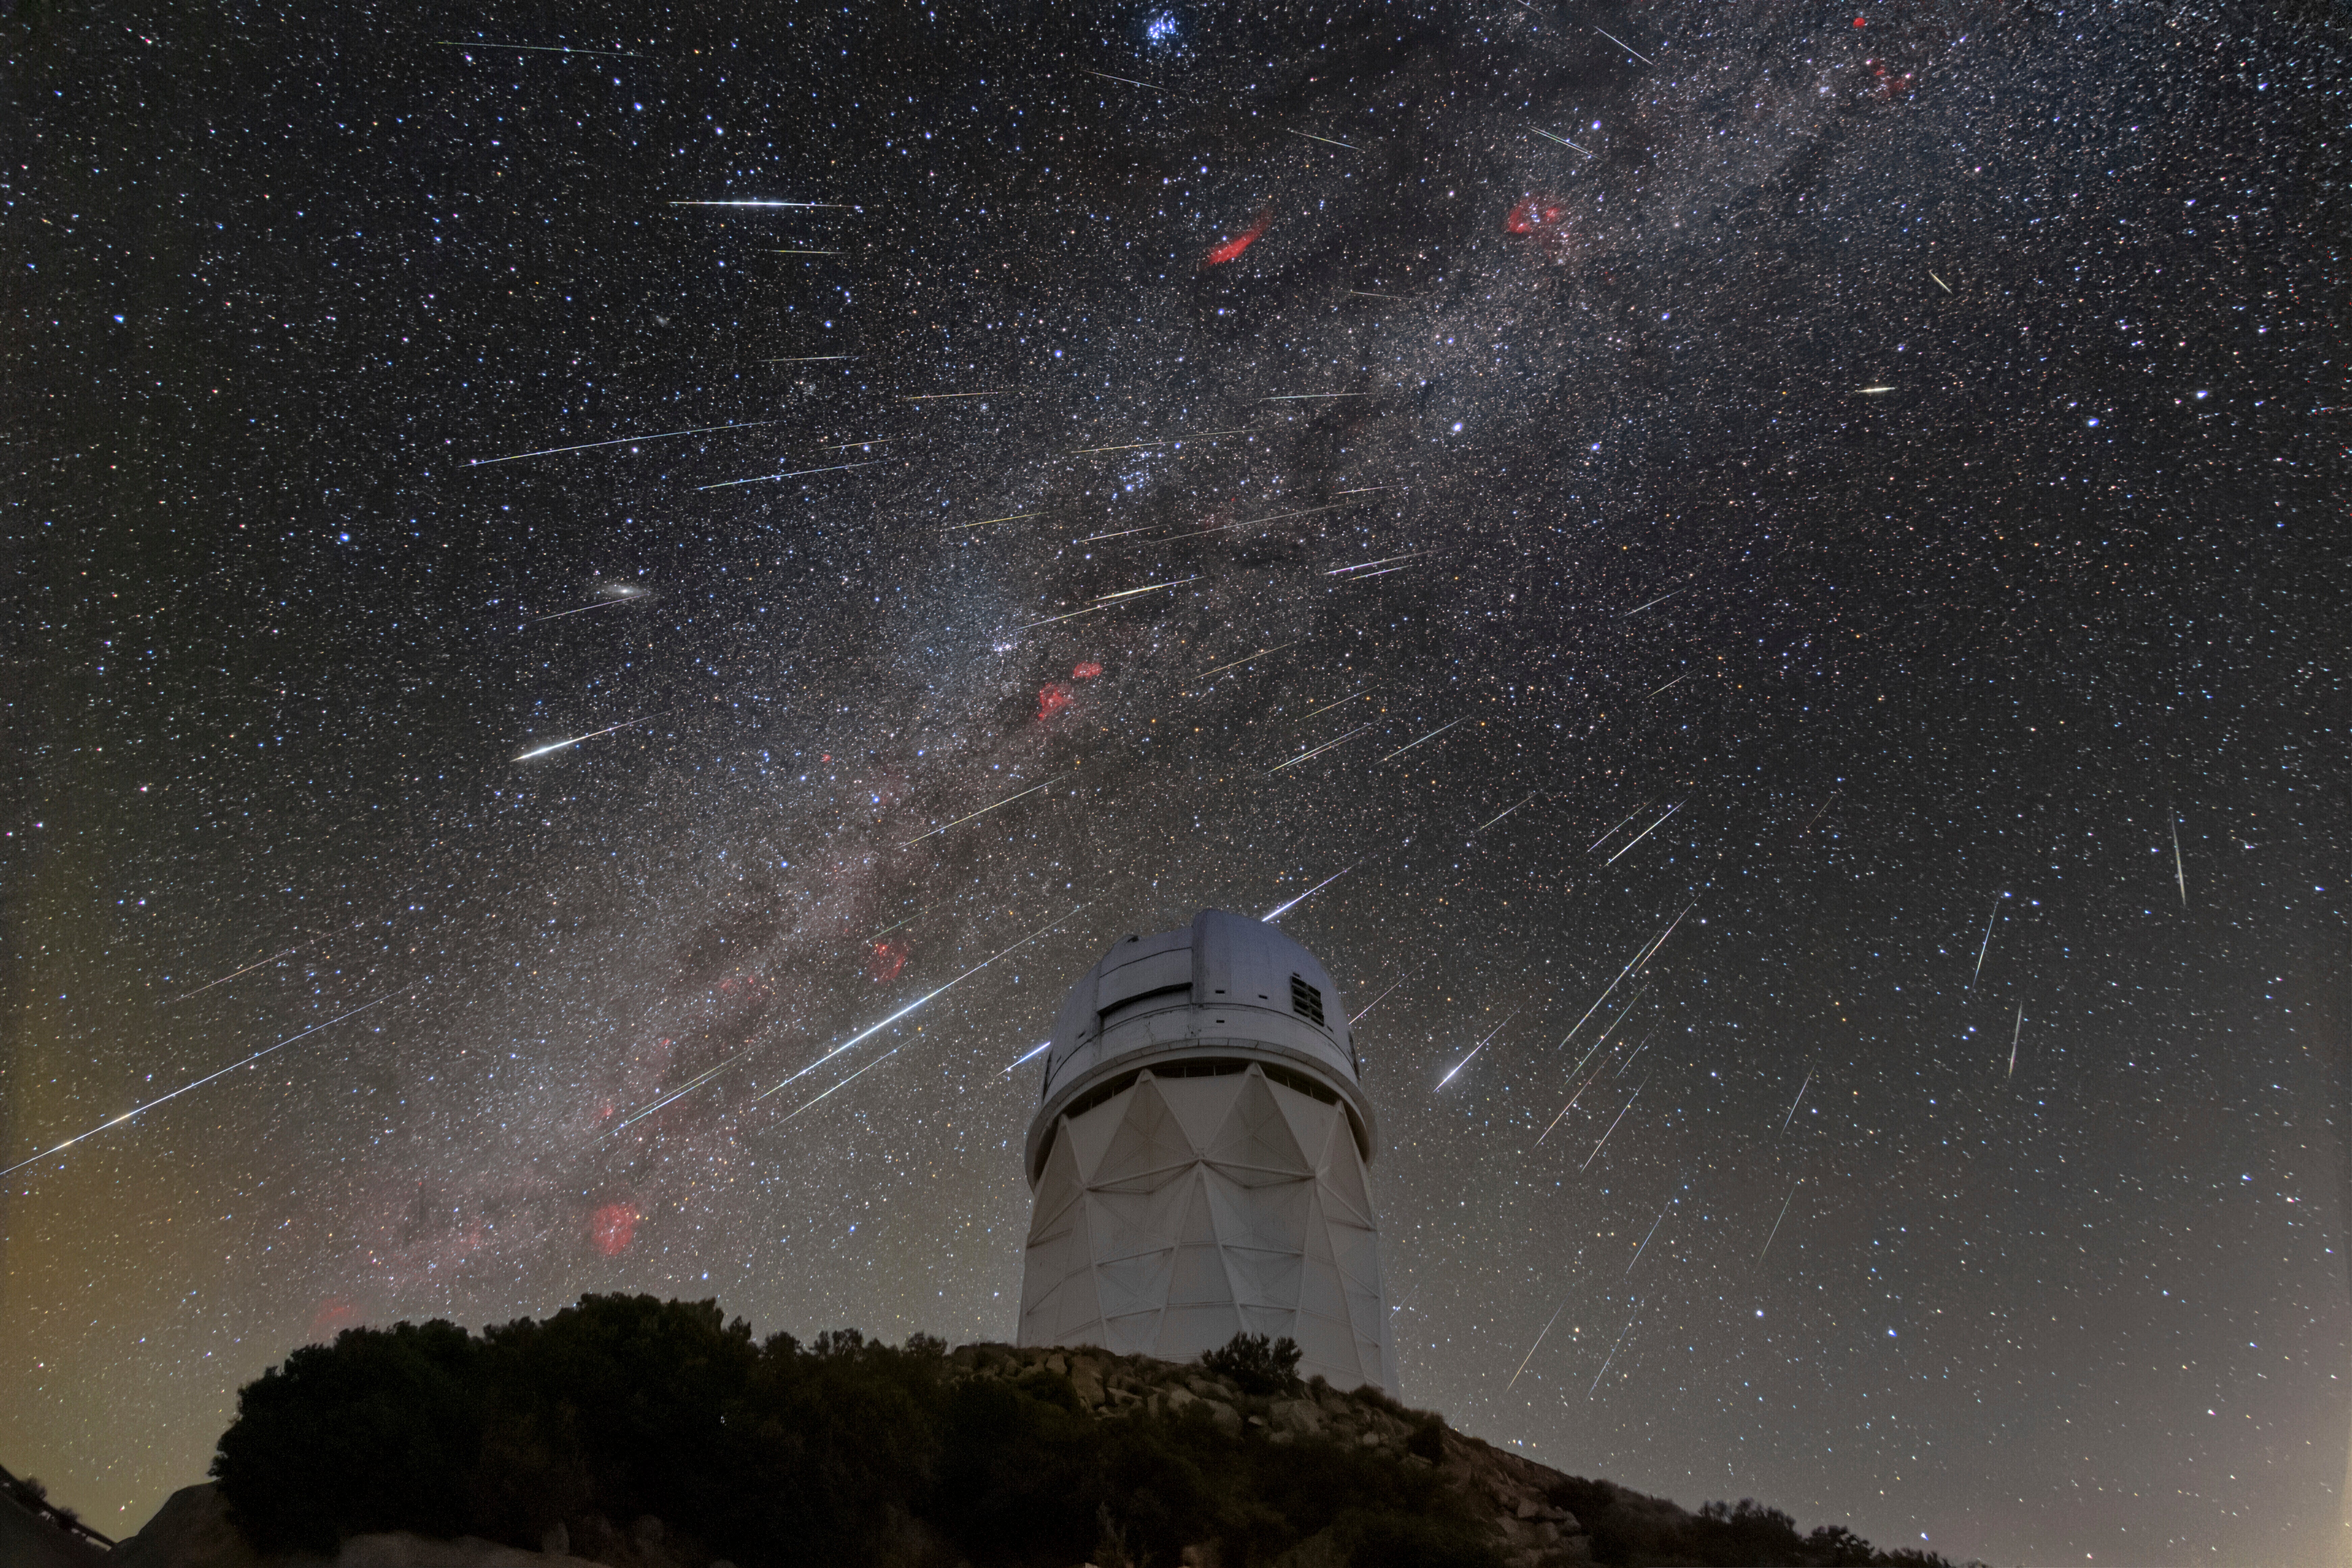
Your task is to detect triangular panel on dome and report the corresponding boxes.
[1234,1303,1295,1342]
[1103,1307,1167,1356]
[1298,1253,1352,1327]
[1172,1168,1222,1248]
[1096,1246,1176,1320]
[1093,1074,1200,1194]
[1225,1244,1305,1311]
[1089,1188,1183,1266]
[1028,1121,1089,1235]
[1315,1114,1378,1230]
[1060,1083,1137,1178]
[1264,1077,1344,1170]
[1331,1223,1383,1292]
[1166,1238,1239,1308]
[1155,1072,1245,1152]
[1204,1069,1313,1187]
[1208,1165,1312,1253]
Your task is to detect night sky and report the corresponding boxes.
[5,1,2346,1562]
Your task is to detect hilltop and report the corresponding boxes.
[67,1296,1966,1568]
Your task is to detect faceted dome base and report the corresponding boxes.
[1017,1061,1396,1393]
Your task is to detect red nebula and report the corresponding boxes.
[591,1202,639,1256]
[1505,196,1569,234]
[1854,14,1867,22]
[1072,661,1103,680]
[869,938,909,983]
[1037,682,1074,720]
[1201,210,1272,268]
[1504,195,1581,261]
[308,1296,363,1343]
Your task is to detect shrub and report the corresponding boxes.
[1199,1332,1302,1397]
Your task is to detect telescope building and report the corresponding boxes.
[1016,908,1396,1392]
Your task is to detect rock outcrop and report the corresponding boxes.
[950,1343,1593,1568]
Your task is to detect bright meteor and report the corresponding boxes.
[614,907,1086,1132]
[515,717,654,761]
[3,986,420,1179]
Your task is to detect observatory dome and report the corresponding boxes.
[1017,909,1396,1391]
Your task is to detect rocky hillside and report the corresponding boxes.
[81,1296,1963,1568]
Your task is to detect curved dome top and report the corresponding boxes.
[1027,910,1370,1177]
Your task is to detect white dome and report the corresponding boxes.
[1016,909,1396,1392]
[1026,908,1372,1181]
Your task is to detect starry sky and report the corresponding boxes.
[4,0,2346,1562]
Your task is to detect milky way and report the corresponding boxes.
[5,2,2345,1563]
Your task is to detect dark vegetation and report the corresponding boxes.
[211,1296,1963,1568]
[1198,1331,1303,1397]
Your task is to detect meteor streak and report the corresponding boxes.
[897,390,1018,401]
[1780,1068,1813,1132]
[1589,804,1650,853]
[1198,640,1304,681]
[1379,717,1465,763]
[617,908,1085,1131]
[465,420,776,466]
[1582,1076,1647,1169]
[1261,860,1361,922]
[1758,1180,1800,1261]
[668,199,844,207]
[1181,497,1386,539]
[1589,1299,1646,1395]
[1476,792,1542,832]
[1349,974,1409,1025]
[1533,127,1594,155]
[771,1048,900,1125]
[2171,811,2189,906]
[1627,1194,1675,1274]
[1604,800,1684,864]
[1620,588,1681,616]
[1553,908,1686,1056]
[946,512,1042,531]
[1645,672,1688,697]
[903,775,1071,847]
[3,986,419,1179]
[1327,553,1425,576]
[767,355,858,362]
[1593,26,1658,63]
[1971,894,2001,986]
[1092,575,1201,604]
[515,717,654,760]
[1437,1011,1517,1089]
[1506,1298,1570,1392]
[515,717,653,761]
[529,591,649,625]
[438,40,642,56]
[166,935,327,1004]
[697,460,880,491]
[999,1039,1053,1075]
[1018,604,1109,630]
[2008,1004,2024,1078]
[1084,69,1191,97]
[1281,127,1359,151]
[1302,689,1369,720]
